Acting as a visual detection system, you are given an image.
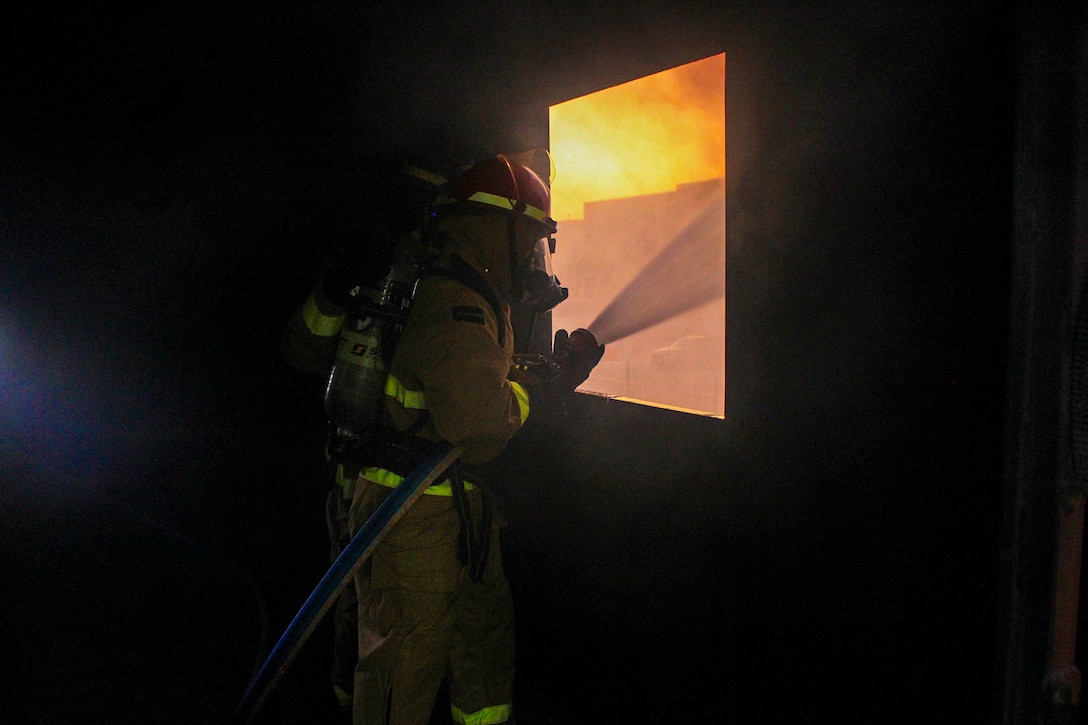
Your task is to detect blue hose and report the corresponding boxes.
[232,442,462,724]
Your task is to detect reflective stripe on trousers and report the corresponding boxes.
[361,465,474,496]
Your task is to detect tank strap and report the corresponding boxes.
[423,254,506,349]
[450,461,492,582]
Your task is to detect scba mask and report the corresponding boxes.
[518,235,568,313]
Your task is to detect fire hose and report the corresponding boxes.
[231,442,462,724]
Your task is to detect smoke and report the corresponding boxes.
[587,189,725,345]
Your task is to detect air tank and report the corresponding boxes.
[324,250,418,435]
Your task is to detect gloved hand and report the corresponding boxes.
[508,329,603,397]
[548,328,605,395]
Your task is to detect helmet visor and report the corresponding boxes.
[520,236,568,312]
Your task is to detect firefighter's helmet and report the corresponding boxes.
[435,154,557,235]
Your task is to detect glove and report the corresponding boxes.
[548,328,605,395]
[508,329,604,405]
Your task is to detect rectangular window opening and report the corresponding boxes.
[549,52,726,418]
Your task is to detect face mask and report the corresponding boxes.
[518,236,568,312]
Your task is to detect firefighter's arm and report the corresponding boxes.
[407,294,525,464]
[281,244,397,375]
[280,283,345,375]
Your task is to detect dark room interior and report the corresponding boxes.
[2,2,1085,723]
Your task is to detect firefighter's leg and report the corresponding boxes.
[350,480,461,725]
[447,496,515,725]
[327,483,358,709]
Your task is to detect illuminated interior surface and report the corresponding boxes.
[549,53,726,417]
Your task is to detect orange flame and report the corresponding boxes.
[549,53,725,221]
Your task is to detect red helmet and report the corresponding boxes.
[436,154,557,235]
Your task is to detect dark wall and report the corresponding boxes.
[1,2,1026,723]
[506,4,1016,722]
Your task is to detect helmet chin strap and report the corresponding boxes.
[507,213,522,299]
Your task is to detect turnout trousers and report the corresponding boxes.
[327,481,359,707]
[348,476,515,725]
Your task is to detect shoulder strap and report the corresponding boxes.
[423,254,507,349]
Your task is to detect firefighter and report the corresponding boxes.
[347,154,602,725]
[285,153,603,724]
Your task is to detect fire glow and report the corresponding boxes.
[549,54,725,222]
[549,53,726,417]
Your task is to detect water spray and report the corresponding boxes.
[585,189,725,347]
